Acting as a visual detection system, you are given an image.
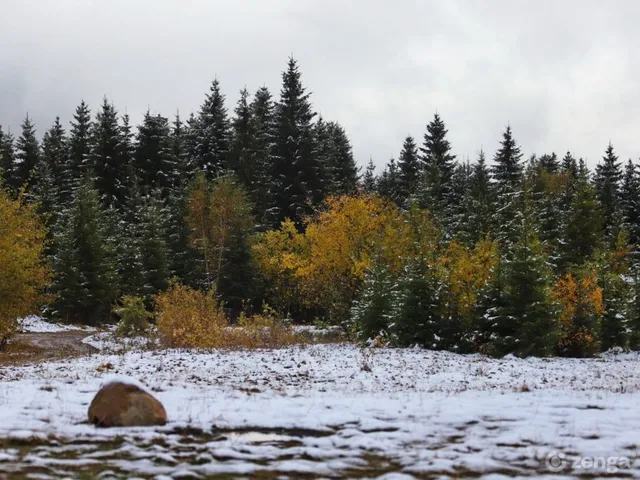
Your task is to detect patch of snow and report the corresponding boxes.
[0,345,639,477]
[18,316,97,333]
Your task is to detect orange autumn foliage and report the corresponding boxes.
[553,270,603,356]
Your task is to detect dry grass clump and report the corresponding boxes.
[154,283,305,349]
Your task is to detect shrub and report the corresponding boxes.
[154,283,305,349]
[113,296,153,337]
[154,282,226,348]
[231,305,302,348]
[0,190,51,347]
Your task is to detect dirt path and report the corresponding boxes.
[0,331,98,365]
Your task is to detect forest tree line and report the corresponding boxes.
[1,57,639,357]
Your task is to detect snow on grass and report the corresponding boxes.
[18,315,98,333]
[1,344,640,477]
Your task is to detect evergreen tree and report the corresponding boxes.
[620,159,640,244]
[325,121,358,196]
[89,97,128,208]
[168,112,189,190]
[595,232,631,351]
[68,100,92,187]
[594,143,622,239]
[229,88,256,190]
[250,86,277,229]
[350,258,398,342]
[138,192,170,299]
[362,158,377,194]
[184,112,200,178]
[491,125,524,246]
[33,118,69,230]
[397,135,420,205]
[134,111,173,195]
[490,201,559,357]
[465,150,494,243]
[0,127,16,189]
[50,181,118,324]
[14,115,40,191]
[561,151,578,179]
[419,113,456,220]
[165,185,198,285]
[559,164,604,270]
[448,159,473,242]
[273,57,318,227]
[194,78,231,178]
[389,258,442,348]
[377,157,401,205]
[538,152,559,173]
[42,117,71,203]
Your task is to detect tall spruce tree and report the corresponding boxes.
[42,117,71,203]
[138,192,170,299]
[229,88,256,191]
[397,135,420,206]
[14,115,40,192]
[89,97,128,208]
[594,143,622,239]
[491,125,524,246]
[490,199,558,357]
[68,100,92,187]
[134,111,173,195]
[168,112,189,190]
[620,159,640,244]
[273,57,318,227]
[250,86,277,229]
[419,113,456,221]
[465,150,494,243]
[325,121,358,196]
[193,78,231,178]
[559,162,604,270]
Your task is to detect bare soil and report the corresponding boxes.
[0,331,97,365]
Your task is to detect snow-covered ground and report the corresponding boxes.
[18,315,98,333]
[0,343,639,478]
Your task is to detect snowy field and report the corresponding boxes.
[0,333,639,478]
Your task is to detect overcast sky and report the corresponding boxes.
[1,0,639,172]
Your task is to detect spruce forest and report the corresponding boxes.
[1,57,638,358]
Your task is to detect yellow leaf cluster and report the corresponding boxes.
[154,282,226,348]
[0,190,51,343]
[441,239,498,322]
[254,194,412,321]
[553,270,603,353]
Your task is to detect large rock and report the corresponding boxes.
[88,381,167,427]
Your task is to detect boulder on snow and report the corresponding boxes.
[88,381,167,427]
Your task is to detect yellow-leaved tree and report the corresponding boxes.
[253,194,411,323]
[552,269,604,357]
[187,173,255,309]
[440,238,499,340]
[0,189,51,346]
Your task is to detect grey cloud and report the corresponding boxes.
[1,0,640,172]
